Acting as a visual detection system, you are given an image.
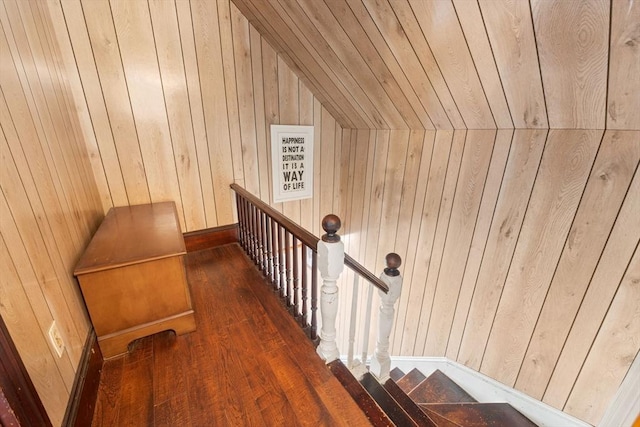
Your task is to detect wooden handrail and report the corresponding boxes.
[231,183,319,249]
[230,183,388,293]
[344,254,388,293]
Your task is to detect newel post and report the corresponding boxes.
[316,214,344,363]
[370,253,402,382]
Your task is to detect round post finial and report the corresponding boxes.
[321,214,341,242]
[384,253,402,277]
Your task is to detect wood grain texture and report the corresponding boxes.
[543,151,640,409]
[515,130,640,399]
[1,1,102,424]
[424,129,496,355]
[531,0,609,129]
[456,129,547,369]
[478,0,548,128]
[607,0,640,129]
[480,129,602,386]
[563,248,640,424]
[91,244,373,426]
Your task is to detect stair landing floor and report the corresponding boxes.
[91,243,372,426]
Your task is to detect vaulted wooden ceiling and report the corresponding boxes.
[231,0,639,130]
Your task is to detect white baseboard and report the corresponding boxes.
[388,356,592,427]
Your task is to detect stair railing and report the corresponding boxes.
[230,184,402,381]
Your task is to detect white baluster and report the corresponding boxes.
[370,253,402,382]
[316,215,344,363]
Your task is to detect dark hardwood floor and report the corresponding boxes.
[91,243,372,426]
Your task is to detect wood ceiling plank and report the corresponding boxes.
[389,0,465,129]
[296,0,417,129]
[322,1,433,131]
[277,0,396,129]
[452,0,513,128]
[607,0,640,130]
[357,0,451,129]
[235,0,371,128]
[478,0,548,128]
[408,0,495,129]
[531,0,609,129]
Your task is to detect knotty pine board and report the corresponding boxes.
[56,0,128,208]
[408,0,494,129]
[412,130,466,355]
[78,0,151,205]
[607,0,640,129]
[446,129,513,360]
[0,237,70,426]
[397,130,453,355]
[516,130,640,399]
[456,129,547,369]
[149,0,206,231]
[390,0,465,129]
[175,0,218,226]
[477,0,548,128]
[296,0,409,129]
[424,129,496,356]
[543,155,640,409]
[45,0,115,212]
[531,0,609,129]
[451,0,512,128]
[479,129,602,386]
[564,248,640,425]
[391,130,436,353]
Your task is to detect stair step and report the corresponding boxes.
[396,368,427,393]
[389,367,405,382]
[420,402,538,427]
[360,373,419,426]
[409,370,477,404]
[327,360,394,427]
[382,378,437,427]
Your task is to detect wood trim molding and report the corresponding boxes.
[0,314,52,427]
[183,224,239,252]
[62,329,103,427]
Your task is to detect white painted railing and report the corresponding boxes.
[231,184,402,381]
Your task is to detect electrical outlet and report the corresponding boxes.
[48,321,65,358]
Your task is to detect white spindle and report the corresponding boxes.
[316,215,344,363]
[347,274,359,369]
[370,253,403,382]
[361,283,375,364]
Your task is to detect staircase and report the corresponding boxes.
[329,360,538,427]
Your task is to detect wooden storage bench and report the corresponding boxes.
[74,202,196,359]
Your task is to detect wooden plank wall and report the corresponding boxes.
[1,0,639,426]
[1,0,343,424]
[339,128,639,425]
[46,0,342,234]
[0,0,104,424]
[231,0,640,132]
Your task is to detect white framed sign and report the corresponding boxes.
[271,125,314,203]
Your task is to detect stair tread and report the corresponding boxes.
[396,368,427,393]
[360,373,419,426]
[383,378,437,427]
[409,370,477,404]
[389,367,405,382]
[420,402,538,427]
[327,360,395,427]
